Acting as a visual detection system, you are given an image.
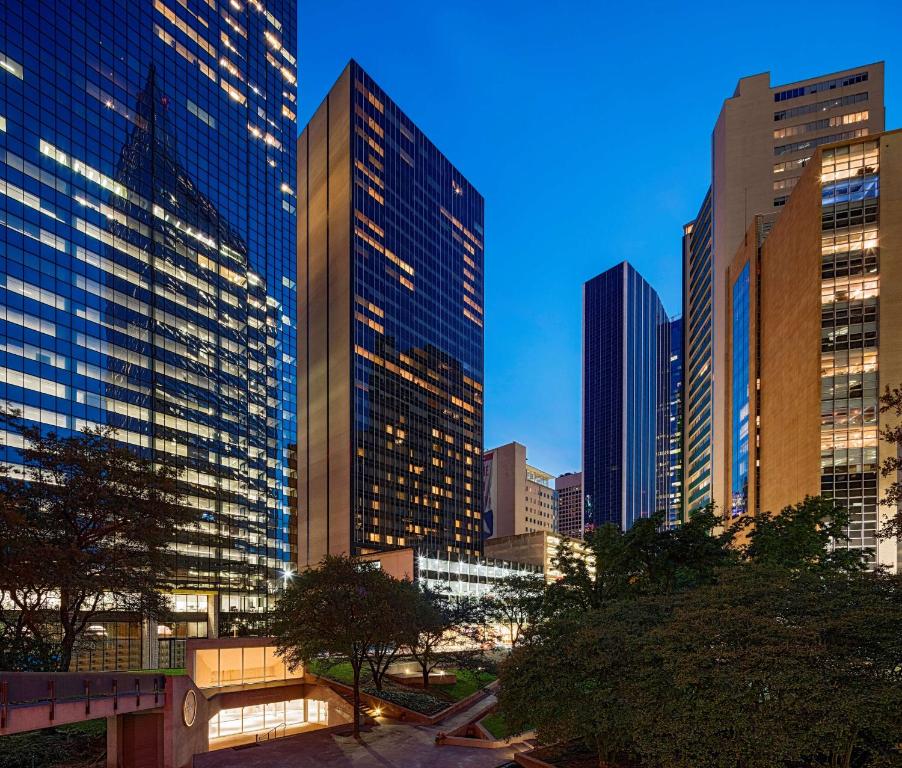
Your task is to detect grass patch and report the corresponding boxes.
[480,710,511,739]
[434,668,496,701]
[307,659,359,685]
[0,720,106,768]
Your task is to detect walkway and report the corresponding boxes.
[195,692,524,768]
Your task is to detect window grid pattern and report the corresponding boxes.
[0,0,298,653]
[819,140,880,557]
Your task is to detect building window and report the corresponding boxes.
[731,264,750,517]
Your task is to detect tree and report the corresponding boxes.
[633,565,902,768]
[271,556,403,737]
[481,573,545,648]
[0,417,189,671]
[733,495,866,573]
[365,578,417,692]
[877,384,902,540]
[546,507,734,614]
[404,585,481,688]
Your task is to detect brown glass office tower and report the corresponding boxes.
[297,61,485,568]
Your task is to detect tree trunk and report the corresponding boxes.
[422,662,429,689]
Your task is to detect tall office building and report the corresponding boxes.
[683,63,885,517]
[297,61,485,566]
[0,1,298,667]
[554,471,583,539]
[723,130,900,571]
[667,317,683,524]
[582,262,670,531]
[483,441,557,538]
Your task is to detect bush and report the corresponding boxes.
[362,686,447,715]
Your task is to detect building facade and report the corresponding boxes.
[723,131,901,571]
[483,441,557,538]
[582,262,671,531]
[667,316,683,524]
[297,61,485,566]
[0,0,297,667]
[484,530,594,583]
[554,471,583,538]
[684,63,885,517]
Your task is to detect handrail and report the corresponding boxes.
[255,722,286,743]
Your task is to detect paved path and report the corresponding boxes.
[195,693,523,768]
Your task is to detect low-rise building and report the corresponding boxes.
[484,531,595,583]
[555,472,583,538]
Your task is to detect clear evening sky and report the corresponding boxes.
[297,0,902,476]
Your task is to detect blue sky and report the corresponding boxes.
[297,0,902,476]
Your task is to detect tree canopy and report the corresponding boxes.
[0,417,189,671]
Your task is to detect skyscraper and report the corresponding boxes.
[297,61,485,566]
[582,262,670,531]
[0,0,297,668]
[683,63,885,517]
[667,316,683,524]
[723,130,900,571]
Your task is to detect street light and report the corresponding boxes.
[281,567,294,590]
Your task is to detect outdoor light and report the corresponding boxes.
[374,707,383,717]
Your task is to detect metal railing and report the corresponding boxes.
[255,722,286,743]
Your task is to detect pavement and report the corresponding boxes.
[194,692,526,768]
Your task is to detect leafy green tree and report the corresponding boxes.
[404,585,481,688]
[500,596,667,766]
[546,507,734,614]
[0,417,189,671]
[271,555,403,737]
[481,573,546,648]
[733,495,866,572]
[877,384,902,540]
[633,565,902,768]
[365,578,418,691]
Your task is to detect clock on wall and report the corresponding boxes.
[182,689,198,727]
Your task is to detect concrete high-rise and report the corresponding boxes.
[0,0,298,668]
[483,442,557,538]
[723,130,900,571]
[555,471,583,539]
[297,61,485,566]
[684,63,885,517]
[582,262,671,532]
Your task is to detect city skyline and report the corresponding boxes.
[298,1,902,476]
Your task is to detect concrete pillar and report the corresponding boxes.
[141,619,159,670]
[206,593,219,638]
[106,715,122,768]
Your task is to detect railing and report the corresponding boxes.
[0,672,167,732]
[255,722,286,743]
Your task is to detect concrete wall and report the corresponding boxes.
[877,131,902,570]
[298,64,353,569]
[757,149,823,514]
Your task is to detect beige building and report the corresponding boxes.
[723,130,901,571]
[555,472,583,538]
[484,530,594,583]
[483,442,556,538]
[684,63,885,516]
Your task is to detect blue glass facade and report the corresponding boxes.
[0,0,297,661]
[582,262,670,532]
[666,316,683,525]
[730,264,750,517]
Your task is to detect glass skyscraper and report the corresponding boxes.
[666,316,683,525]
[297,61,484,566]
[582,262,671,532]
[0,0,297,668]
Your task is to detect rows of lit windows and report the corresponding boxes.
[0,0,297,639]
[819,140,881,556]
[773,110,869,139]
[774,91,869,122]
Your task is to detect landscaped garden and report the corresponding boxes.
[308,659,496,715]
